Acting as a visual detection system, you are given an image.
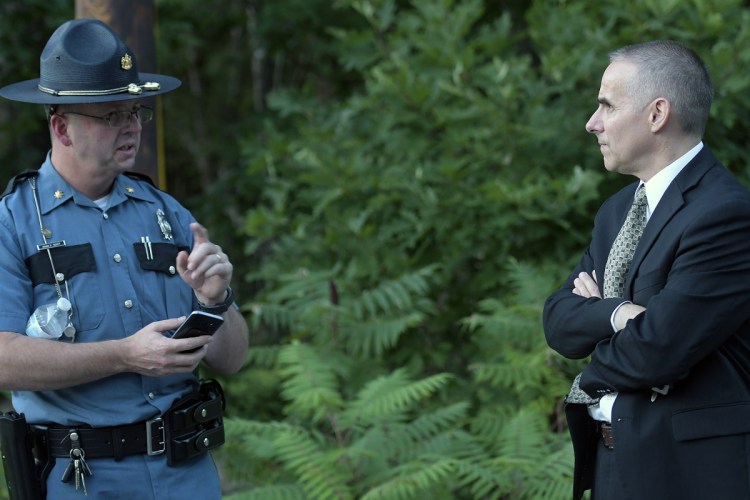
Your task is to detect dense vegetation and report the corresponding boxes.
[2,0,750,498]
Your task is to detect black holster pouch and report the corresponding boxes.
[0,411,48,500]
[164,379,226,466]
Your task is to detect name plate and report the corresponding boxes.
[36,240,66,251]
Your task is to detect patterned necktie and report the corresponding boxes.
[566,185,648,405]
[602,185,649,299]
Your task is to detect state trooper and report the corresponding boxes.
[0,18,248,498]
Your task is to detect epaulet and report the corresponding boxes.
[1,170,39,199]
[124,171,156,187]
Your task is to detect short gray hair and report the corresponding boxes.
[610,40,713,137]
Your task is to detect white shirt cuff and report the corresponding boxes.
[610,300,632,332]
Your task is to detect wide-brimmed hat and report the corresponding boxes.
[0,18,181,104]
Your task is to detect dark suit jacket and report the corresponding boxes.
[544,147,750,500]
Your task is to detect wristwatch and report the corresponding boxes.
[198,287,234,315]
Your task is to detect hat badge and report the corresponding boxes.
[121,53,133,70]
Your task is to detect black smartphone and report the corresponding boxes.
[171,310,225,339]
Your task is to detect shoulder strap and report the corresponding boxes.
[123,171,156,187]
[2,171,157,199]
[1,170,39,199]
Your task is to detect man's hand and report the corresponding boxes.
[120,317,212,376]
[572,271,601,298]
[176,223,233,305]
[571,270,646,331]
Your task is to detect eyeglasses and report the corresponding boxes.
[57,106,154,128]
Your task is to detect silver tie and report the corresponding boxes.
[602,186,648,299]
[566,186,648,405]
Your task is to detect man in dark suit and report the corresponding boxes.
[544,40,750,500]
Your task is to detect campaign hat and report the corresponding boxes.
[0,18,180,104]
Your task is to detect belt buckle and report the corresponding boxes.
[146,417,166,456]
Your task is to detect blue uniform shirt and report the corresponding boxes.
[0,154,221,498]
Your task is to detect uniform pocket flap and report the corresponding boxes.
[672,403,750,441]
[25,243,96,286]
[133,242,187,276]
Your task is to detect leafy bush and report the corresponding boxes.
[2,0,750,498]
[217,0,750,497]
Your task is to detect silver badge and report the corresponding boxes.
[156,209,173,240]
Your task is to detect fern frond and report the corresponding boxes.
[273,429,353,500]
[267,267,335,304]
[348,265,437,319]
[246,345,282,368]
[465,406,574,499]
[503,257,561,307]
[339,311,424,357]
[522,445,575,500]
[224,484,306,500]
[250,303,296,334]
[415,429,484,461]
[461,301,539,345]
[225,418,304,438]
[353,405,474,462]
[470,349,548,390]
[224,419,309,460]
[342,369,453,427]
[360,458,458,500]
[225,419,354,499]
[495,407,548,461]
[278,342,344,421]
[452,456,509,500]
[404,401,470,443]
[469,406,516,445]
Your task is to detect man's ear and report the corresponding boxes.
[49,114,73,147]
[649,97,670,133]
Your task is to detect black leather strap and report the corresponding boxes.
[198,287,234,315]
[41,422,152,459]
[35,381,225,464]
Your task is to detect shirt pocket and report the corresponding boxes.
[132,242,193,318]
[25,243,104,332]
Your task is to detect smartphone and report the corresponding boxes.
[170,310,225,339]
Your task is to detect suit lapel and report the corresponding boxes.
[624,147,718,297]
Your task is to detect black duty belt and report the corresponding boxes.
[32,379,226,466]
[41,418,169,460]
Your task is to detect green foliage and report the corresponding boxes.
[221,0,750,497]
[0,1,72,177]
[3,0,750,499]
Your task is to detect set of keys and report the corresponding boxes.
[61,431,93,495]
